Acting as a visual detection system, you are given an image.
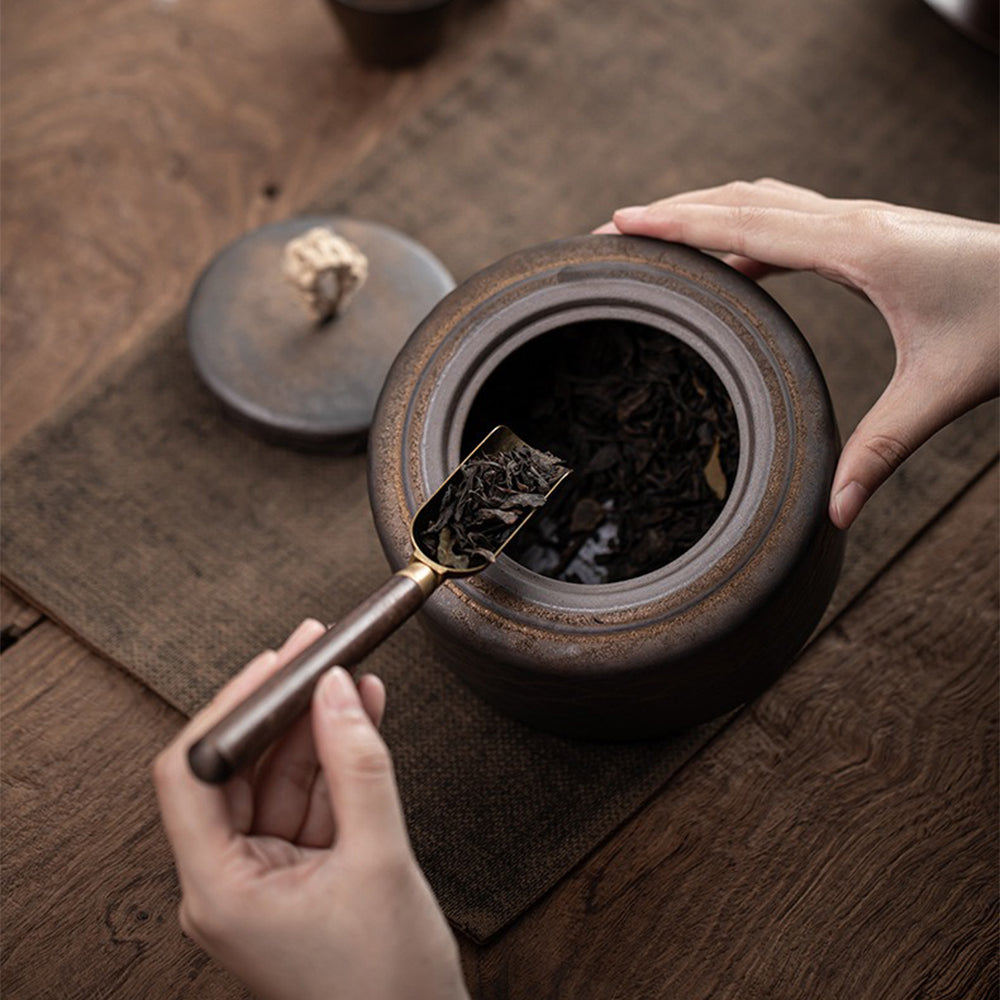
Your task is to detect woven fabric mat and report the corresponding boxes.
[3,0,997,942]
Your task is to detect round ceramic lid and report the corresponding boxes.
[186,215,455,451]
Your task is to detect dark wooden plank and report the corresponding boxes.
[461,468,999,998]
[0,584,42,650]
[0,623,250,999]
[0,0,552,454]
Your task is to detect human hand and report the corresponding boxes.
[153,619,468,1000]
[597,179,1000,528]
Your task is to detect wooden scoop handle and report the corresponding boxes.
[188,563,440,783]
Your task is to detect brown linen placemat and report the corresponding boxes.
[3,0,997,942]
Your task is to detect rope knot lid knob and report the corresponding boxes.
[282,226,369,324]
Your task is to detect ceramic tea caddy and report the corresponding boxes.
[368,235,845,738]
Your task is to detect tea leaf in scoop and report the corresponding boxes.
[418,443,569,569]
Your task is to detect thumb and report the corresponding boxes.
[829,376,943,530]
[311,667,410,859]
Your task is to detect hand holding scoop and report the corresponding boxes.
[188,426,569,783]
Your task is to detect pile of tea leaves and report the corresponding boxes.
[462,321,740,583]
[417,443,569,570]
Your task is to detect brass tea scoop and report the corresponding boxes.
[188,425,569,783]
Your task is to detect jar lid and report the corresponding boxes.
[186,216,454,452]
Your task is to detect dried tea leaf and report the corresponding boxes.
[703,436,728,500]
[436,527,469,570]
[418,442,569,570]
[569,497,605,534]
[617,385,652,422]
[586,443,619,474]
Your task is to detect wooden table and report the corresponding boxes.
[3,2,996,996]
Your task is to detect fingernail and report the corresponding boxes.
[297,617,323,636]
[280,618,325,654]
[613,205,646,223]
[319,667,358,712]
[832,481,870,529]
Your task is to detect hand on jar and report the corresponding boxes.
[153,618,469,1000]
[596,179,1000,528]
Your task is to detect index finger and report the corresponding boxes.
[152,619,325,881]
[152,647,281,880]
[613,203,842,275]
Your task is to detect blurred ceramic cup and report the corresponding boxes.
[923,0,999,50]
[325,0,458,67]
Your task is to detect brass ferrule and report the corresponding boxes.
[397,559,442,598]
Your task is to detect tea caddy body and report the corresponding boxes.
[368,235,845,738]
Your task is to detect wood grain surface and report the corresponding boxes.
[0,0,549,453]
[0,585,42,651]
[2,0,997,996]
[1,623,249,1000]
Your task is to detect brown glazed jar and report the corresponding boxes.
[368,235,845,738]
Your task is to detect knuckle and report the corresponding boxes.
[338,719,393,782]
[347,737,392,781]
[847,204,882,231]
[724,203,767,256]
[845,203,904,248]
[732,203,765,229]
[862,433,911,474]
[725,179,757,198]
[831,206,898,284]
